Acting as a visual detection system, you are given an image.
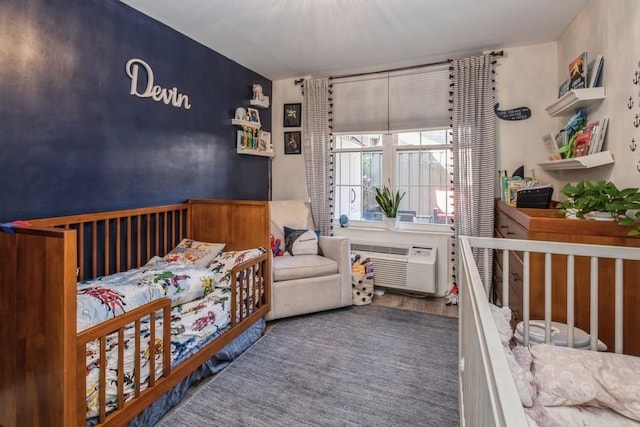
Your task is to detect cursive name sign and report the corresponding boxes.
[125,58,191,110]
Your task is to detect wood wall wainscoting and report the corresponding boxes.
[494,199,640,356]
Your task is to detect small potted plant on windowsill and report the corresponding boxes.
[374,181,406,230]
[556,179,640,236]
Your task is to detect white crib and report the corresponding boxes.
[458,235,640,426]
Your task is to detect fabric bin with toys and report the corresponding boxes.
[351,253,374,305]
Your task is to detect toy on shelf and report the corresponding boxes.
[250,84,270,108]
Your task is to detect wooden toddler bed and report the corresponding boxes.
[459,235,640,426]
[0,199,271,427]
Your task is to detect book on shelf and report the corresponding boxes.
[582,120,600,155]
[588,54,604,87]
[572,125,594,158]
[569,52,588,90]
[542,132,562,161]
[588,116,608,155]
[558,79,570,98]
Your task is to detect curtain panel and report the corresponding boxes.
[450,54,497,292]
[302,78,334,236]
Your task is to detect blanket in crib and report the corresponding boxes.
[85,288,231,418]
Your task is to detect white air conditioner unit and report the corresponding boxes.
[351,243,437,293]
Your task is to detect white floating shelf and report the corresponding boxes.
[250,99,270,108]
[545,87,605,117]
[538,150,614,170]
[236,148,274,157]
[231,119,261,129]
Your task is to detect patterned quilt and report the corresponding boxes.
[85,289,231,418]
[80,247,267,419]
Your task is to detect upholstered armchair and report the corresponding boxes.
[266,200,352,321]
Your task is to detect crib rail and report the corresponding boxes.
[458,235,640,426]
[76,299,172,426]
[230,252,270,327]
[458,236,527,427]
[28,204,190,281]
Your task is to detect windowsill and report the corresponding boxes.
[334,219,453,235]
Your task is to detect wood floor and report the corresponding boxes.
[371,288,459,318]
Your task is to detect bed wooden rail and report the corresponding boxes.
[0,199,271,427]
[76,299,172,425]
[28,204,189,281]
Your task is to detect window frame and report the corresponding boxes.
[333,130,452,231]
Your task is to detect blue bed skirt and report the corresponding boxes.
[128,317,266,426]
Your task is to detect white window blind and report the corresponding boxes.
[332,64,450,133]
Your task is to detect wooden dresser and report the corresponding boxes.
[493,199,640,356]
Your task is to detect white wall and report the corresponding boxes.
[494,43,558,189]
[556,0,640,189]
[272,1,640,202]
[271,78,308,201]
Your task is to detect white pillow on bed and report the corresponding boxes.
[163,238,225,267]
[531,344,640,422]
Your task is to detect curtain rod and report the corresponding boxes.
[294,50,504,85]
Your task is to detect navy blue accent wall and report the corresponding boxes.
[0,0,271,222]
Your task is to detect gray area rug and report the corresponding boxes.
[156,305,459,426]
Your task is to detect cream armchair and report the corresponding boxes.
[266,200,352,321]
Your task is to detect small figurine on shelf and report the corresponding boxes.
[234,107,247,121]
[252,84,270,107]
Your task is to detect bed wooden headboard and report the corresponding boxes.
[0,199,270,427]
[23,199,270,282]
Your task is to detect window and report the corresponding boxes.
[334,130,453,225]
[331,64,452,226]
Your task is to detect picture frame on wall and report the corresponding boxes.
[283,103,301,127]
[284,131,301,154]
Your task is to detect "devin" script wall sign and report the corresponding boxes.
[125,58,192,110]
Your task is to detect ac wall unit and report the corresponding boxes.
[351,243,437,293]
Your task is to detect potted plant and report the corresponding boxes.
[556,180,640,236]
[374,181,406,229]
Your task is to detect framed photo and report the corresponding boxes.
[284,131,301,155]
[283,103,301,127]
[258,130,271,152]
[246,107,261,125]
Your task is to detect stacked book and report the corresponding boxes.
[578,116,609,156]
[542,117,608,161]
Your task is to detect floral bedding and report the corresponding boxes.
[85,289,230,418]
[80,247,267,419]
[488,303,640,426]
[78,247,267,331]
[77,263,217,331]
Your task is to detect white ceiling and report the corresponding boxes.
[120,0,589,81]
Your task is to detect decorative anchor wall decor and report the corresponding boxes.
[630,60,640,172]
[494,103,531,121]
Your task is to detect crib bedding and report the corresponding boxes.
[489,304,640,426]
[77,263,218,331]
[80,246,268,420]
[78,247,267,331]
[85,289,231,418]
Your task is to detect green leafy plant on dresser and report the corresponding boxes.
[556,179,640,236]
